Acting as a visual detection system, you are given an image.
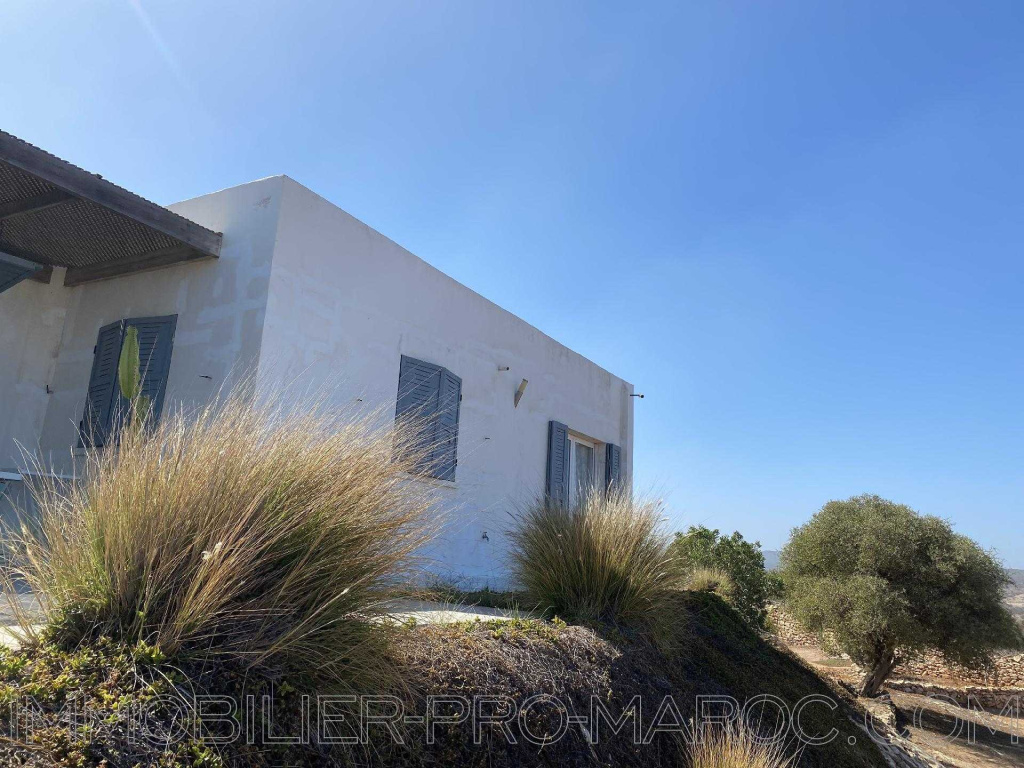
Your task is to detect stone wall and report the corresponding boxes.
[886,680,1023,710]
[896,651,1024,687]
[767,604,828,647]
[768,604,1024,687]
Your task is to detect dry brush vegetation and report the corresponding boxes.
[0,395,885,768]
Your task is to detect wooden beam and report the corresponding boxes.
[27,265,53,284]
[0,241,54,267]
[0,132,222,258]
[63,244,214,286]
[0,189,73,220]
[0,249,44,293]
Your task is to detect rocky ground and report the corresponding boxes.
[782,640,1024,767]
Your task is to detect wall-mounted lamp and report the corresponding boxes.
[497,365,510,372]
[630,393,645,399]
[514,378,529,408]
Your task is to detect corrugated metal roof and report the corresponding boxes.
[0,130,221,286]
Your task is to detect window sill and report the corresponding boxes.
[400,472,457,490]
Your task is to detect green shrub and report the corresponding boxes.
[781,494,1024,697]
[2,393,439,694]
[508,488,678,632]
[669,526,771,629]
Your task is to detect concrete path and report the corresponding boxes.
[386,599,523,625]
[0,625,36,650]
[0,596,520,650]
[0,591,41,624]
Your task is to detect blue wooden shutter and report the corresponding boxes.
[0,252,43,294]
[80,321,124,447]
[435,369,462,481]
[395,356,462,480]
[111,316,177,431]
[605,443,622,491]
[396,356,443,474]
[396,356,442,421]
[546,421,570,505]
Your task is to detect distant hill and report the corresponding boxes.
[1007,569,1024,617]
[763,549,780,570]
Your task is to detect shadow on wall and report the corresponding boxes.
[0,478,37,535]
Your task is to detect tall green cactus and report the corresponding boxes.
[117,326,149,430]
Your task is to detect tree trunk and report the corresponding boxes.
[860,645,898,698]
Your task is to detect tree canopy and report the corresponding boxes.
[781,494,1023,697]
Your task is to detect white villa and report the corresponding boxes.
[0,131,634,587]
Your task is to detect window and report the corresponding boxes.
[568,434,595,506]
[80,315,177,447]
[547,421,623,505]
[395,355,462,481]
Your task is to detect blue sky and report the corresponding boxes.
[2,1,1022,565]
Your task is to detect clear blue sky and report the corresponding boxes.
[3,1,1022,565]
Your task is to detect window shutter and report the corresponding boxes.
[395,356,463,481]
[546,421,570,505]
[434,369,462,481]
[396,355,443,474]
[396,356,443,420]
[0,252,43,294]
[605,442,622,491]
[82,315,177,446]
[80,321,125,447]
[111,315,177,430]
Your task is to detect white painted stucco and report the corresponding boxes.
[0,174,633,587]
[6,177,283,474]
[0,269,71,471]
[260,178,633,585]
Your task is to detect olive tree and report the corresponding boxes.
[670,526,772,629]
[782,495,1022,698]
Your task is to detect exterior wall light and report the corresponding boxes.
[514,378,528,408]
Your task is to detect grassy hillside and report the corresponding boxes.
[662,592,881,768]
[0,593,885,767]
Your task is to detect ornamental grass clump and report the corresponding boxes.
[684,567,735,599]
[508,487,678,631]
[687,725,798,768]
[2,393,440,694]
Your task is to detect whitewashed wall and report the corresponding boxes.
[27,177,283,473]
[0,270,71,470]
[259,178,634,587]
[0,175,634,587]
